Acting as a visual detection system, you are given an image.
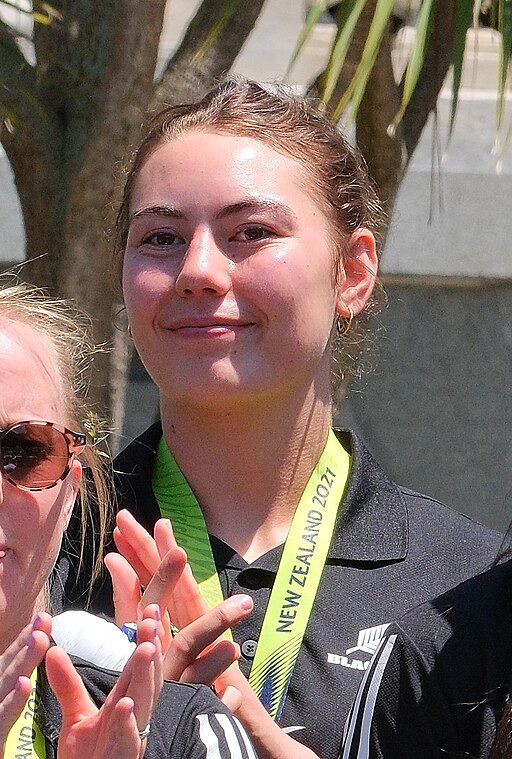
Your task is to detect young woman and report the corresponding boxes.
[0,280,256,758]
[63,79,502,759]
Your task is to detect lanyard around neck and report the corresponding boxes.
[5,668,46,758]
[153,429,350,720]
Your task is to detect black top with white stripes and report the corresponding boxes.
[342,559,512,759]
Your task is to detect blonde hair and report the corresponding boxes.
[0,277,110,587]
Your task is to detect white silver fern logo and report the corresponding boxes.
[345,623,390,656]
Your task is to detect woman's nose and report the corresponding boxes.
[174,230,231,298]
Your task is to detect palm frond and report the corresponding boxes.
[332,0,395,122]
[292,0,512,135]
[287,0,328,75]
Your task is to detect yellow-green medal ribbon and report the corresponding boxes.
[153,429,350,719]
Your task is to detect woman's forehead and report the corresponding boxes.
[0,319,65,424]
[130,131,323,216]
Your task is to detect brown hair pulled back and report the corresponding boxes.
[115,78,385,379]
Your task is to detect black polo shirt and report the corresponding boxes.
[56,423,503,759]
[341,559,512,759]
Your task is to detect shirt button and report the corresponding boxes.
[241,639,258,659]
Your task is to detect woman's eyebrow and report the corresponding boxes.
[216,199,298,221]
[129,205,184,223]
[128,200,299,223]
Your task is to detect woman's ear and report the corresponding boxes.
[335,228,378,318]
[62,460,82,531]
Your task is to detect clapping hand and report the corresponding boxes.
[106,511,319,759]
[105,512,252,703]
[0,613,52,757]
[47,604,163,759]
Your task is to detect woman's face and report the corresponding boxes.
[123,132,376,409]
[0,320,80,637]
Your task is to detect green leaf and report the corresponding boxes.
[287,0,328,75]
[331,0,395,122]
[390,0,438,129]
[193,0,242,62]
[0,25,49,128]
[448,0,475,136]
[320,0,367,107]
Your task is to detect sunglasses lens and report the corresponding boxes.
[1,423,69,489]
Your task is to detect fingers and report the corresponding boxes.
[49,624,163,759]
[104,552,142,626]
[99,696,141,758]
[45,646,96,712]
[163,594,252,681]
[32,612,52,637]
[170,563,210,629]
[178,639,239,684]
[0,614,52,742]
[139,606,165,661]
[45,646,96,724]
[114,512,197,630]
[137,547,187,618]
[114,625,163,738]
[114,510,160,586]
[154,518,179,555]
[153,519,209,628]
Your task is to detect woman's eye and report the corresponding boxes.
[234,226,274,242]
[142,231,184,246]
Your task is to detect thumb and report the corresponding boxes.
[45,647,95,724]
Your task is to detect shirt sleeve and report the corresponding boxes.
[340,625,457,759]
[172,686,259,759]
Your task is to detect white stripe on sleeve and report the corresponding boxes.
[233,716,258,759]
[342,634,398,759]
[197,713,255,759]
[216,713,245,759]
[196,714,222,759]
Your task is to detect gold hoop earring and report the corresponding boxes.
[337,306,354,337]
[127,323,132,338]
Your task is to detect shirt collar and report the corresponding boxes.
[116,423,409,564]
[330,428,408,562]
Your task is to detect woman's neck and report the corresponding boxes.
[160,390,332,561]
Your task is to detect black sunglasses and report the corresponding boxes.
[0,421,86,492]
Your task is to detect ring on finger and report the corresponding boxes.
[138,723,151,739]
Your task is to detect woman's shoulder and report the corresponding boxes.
[395,558,512,664]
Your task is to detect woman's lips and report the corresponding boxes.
[168,319,255,337]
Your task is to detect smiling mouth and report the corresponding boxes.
[169,321,254,335]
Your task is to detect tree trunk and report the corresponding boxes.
[152,0,267,109]
[355,21,405,237]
